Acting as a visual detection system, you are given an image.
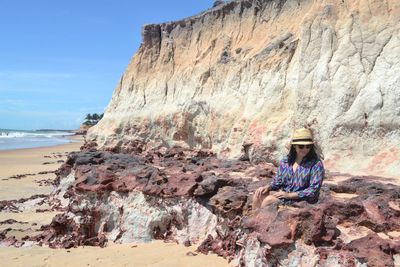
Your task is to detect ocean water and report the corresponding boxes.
[0,129,74,151]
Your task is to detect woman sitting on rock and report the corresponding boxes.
[252,128,325,209]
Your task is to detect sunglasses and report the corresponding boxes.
[296,144,312,149]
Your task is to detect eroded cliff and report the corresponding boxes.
[89,0,400,176]
[2,1,400,266]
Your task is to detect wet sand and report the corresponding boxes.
[0,138,230,267]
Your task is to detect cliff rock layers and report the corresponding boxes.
[89,0,400,177]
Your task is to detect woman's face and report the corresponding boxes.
[295,144,312,158]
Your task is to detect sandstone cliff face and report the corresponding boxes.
[89,0,400,177]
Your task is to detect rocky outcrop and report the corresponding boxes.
[43,0,400,265]
[74,124,91,135]
[34,147,400,266]
[88,0,400,178]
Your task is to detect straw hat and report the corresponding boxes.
[291,128,314,145]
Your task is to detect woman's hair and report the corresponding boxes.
[287,144,321,165]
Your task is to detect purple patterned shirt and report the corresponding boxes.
[270,157,324,201]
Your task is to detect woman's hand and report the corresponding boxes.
[272,191,287,199]
[254,186,270,198]
[272,191,298,199]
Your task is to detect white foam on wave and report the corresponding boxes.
[0,129,73,150]
[0,130,73,139]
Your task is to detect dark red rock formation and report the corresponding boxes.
[0,194,49,213]
[242,178,400,265]
[28,146,400,265]
[35,212,106,249]
[343,234,400,267]
[80,140,98,151]
[0,219,28,225]
[0,200,18,213]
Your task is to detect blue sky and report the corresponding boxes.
[0,1,214,130]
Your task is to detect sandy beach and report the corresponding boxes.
[0,138,230,267]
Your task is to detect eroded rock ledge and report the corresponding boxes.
[29,144,400,266]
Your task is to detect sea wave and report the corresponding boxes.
[0,129,73,151]
[0,129,73,139]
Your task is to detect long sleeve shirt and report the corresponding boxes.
[270,156,324,201]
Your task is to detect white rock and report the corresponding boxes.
[89,0,400,178]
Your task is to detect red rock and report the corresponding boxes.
[344,233,400,267]
[29,147,400,266]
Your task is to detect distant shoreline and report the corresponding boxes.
[0,130,83,152]
[35,129,75,133]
